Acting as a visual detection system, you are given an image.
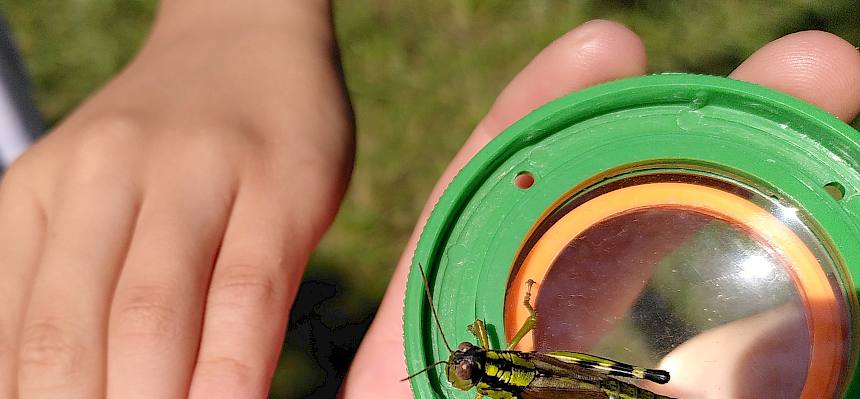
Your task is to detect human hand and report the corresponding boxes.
[340,20,860,398]
[0,1,353,398]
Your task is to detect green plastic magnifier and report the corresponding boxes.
[404,74,860,399]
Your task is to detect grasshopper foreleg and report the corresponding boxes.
[467,319,491,350]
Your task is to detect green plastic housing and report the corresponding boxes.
[403,74,860,398]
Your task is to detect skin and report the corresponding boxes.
[0,3,858,399]
[341,21,860,399]
[0,1,352,398]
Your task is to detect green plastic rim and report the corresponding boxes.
[403,73,860,398]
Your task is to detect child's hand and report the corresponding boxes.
[0,2,353,398]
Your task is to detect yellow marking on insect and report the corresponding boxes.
[500,370,512,383]
[492,352,534,368]
[486,363,499,376]
[513,358,531,368]
[510,368,536,387]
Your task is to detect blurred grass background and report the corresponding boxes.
[0,1,858,397]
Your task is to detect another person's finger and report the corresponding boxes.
[730,30,860,122]
[106,150,236,399]
[0,171,46,399]
[17,155,140,398]
[341,19,647,398]
[187,168,315,399]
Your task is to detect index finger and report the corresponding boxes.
[342,19,647,398]
[730,30,860,122]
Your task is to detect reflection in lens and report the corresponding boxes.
[535,208,808,397]
[508,173,850,399]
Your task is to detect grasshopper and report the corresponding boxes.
[406,264,677,399]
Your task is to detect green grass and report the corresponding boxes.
[2,1,858,397]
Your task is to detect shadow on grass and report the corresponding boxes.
[274,262,378,398]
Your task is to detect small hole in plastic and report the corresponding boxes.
[824,182,845,201]
[514,172,535,189]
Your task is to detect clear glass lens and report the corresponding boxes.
[510,173,851,399]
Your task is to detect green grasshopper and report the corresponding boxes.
[406,264,677,399]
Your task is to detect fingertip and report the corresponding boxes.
[731,30,860,122]
[479,19,647,137]
[567,19,648,77]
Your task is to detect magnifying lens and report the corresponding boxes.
[403,74,859,399]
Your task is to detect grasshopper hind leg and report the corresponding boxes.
[507,279,537,350]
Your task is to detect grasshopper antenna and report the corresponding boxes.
[400,360,449,382]
[418,263,454,353]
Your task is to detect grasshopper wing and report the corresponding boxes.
[541,351,670,384]
[517,374,608,399]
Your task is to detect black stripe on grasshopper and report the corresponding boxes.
[405,264,676,399]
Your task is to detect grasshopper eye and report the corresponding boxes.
[455,361,474,381]
[458,342,473,352]
[447,357,477,391]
